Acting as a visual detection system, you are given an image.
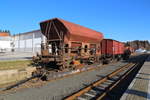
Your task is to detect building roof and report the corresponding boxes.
[14,30,41,36]
[0,32,10,37]
[40,18,104,43]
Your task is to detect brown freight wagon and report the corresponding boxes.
[118,42,125,54]
[39,18,103,70]
[101,39,124,62]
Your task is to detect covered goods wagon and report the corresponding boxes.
[101,39,124,61]
[38,18,104,70]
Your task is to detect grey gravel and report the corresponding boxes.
[0,62,127,100]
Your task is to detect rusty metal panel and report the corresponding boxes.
[71,42,82,48]
[59,18,103,43]
[102,39,124,55]
[101,39,113,55]
[113,40,118,55]
[107,39,113,54]
[112,40,125,55]
[90,44,96,48]
[101,39,106,54]
[118,42,124,54]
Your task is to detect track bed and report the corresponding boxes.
[0,54,148,100]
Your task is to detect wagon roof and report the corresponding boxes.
[40,18,103,43]
[104,38,123,43]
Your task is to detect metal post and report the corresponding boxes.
[18,33,20,52]
[32,32,34,53]
[24,35,26,52]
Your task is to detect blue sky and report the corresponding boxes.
[0,0,150,42]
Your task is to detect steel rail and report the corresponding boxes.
[96,63,137,100]
[64,63,135,100]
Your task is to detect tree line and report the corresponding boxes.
[0,30,10,33]
[125,40,150,50]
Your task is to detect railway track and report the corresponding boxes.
[0,61,117,93]
[64,62,138,100]
[0,54,147,100]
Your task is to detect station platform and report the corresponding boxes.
[121,55,150,100]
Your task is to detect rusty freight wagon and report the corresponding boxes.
[37,18,103,70]
[118,42,125,54]
[101,39,124,62]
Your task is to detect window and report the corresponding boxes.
[71,42,82,54]
[90,44,96,55]
[65,44,69,53]
[84,45,88,52]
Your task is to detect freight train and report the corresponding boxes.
[101,39,125,64]
[33,18,131,70]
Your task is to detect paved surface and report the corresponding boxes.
[121,55,150,100]
[0,52,33,61]
[0,62,127,100]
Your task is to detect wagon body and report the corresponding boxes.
[101,39,124,60]
[39,18,104,69]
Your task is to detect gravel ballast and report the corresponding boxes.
[0,62,127,100]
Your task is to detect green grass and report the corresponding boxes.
[0,60,32,70]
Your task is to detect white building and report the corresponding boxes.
[0,36,12,52]
[0,30,46,55]
[12,30,44,54]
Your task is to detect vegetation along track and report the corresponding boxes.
[64,55,148,100]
